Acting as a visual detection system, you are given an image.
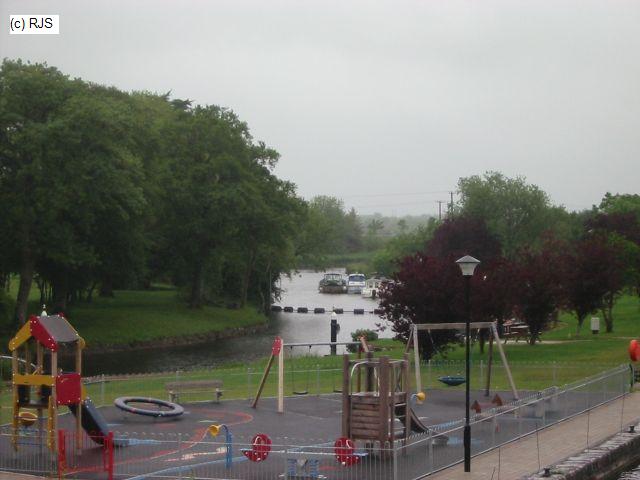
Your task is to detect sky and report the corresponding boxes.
[2,0,639,216]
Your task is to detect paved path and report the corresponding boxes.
[428,391,640,479]
[0,474,43,480]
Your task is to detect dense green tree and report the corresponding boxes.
[305,196,363,254]
[0,60,85,323]
[598,193,640,220]
[372,220,438,276]
[0,60,309,321]
[457,172,554,256]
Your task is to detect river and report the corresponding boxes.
[81,269,393,375]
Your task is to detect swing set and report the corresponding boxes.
[251,337,370,413]
[406,321,519,400]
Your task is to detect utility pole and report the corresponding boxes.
[449,191,455,217]
[436,201,445,221]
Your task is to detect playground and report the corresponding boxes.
[0,313,633,480]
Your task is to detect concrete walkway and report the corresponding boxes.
[428,391,640,479]
[0,474,44,480]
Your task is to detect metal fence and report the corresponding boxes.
[396,363,633,480]
[0,363,633,480]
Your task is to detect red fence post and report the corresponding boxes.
[106,432,114,480]
[57,430,66,480]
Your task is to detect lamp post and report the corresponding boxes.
[456,255,481,473]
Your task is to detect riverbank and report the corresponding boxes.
[1,287,268,352]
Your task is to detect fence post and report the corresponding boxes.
[553,362,557,384]
[492,415,497,448]
[283,447,289,479]
[480,359,484,386]
[427,430,433,473]
[316,364,320,395]
[246,367,251,400]
[427,360,431,389]
[393,441,398,480]
[101,374,106,406]
[106,431,114,480]
[178,433,183,480]
[518,405,523,438]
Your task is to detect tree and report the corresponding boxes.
[306,197,363,254]
[425,216,502,262]
[379,254,465,359]
[0,60,81,323]
[457,172,554,257]
[511,245,564,344]
[471,257,517,351]
[372,220,438,276]
[560,237,614,334]
[598,193,640,221]
[367,218,384,236]
[586,211,640,302]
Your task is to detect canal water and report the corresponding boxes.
[82,269,393,375]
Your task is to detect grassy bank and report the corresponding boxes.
[437,294,640,366]
[1,285,267,347]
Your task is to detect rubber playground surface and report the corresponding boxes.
[2,389,541,479]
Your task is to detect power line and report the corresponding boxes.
[338,190,451,199]
[353,200,444,209]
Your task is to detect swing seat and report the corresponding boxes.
[438,375,466,386]
[293,389,309,395]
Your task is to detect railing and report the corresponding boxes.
[0,364,632,480]
[396,363,632,479]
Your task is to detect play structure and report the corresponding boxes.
[341,352,431,448]
[252,336,370,413]
[405,321,519,400]
[8,313,95,452]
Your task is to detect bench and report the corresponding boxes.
[502,324,529,344]
[165,380,224,404]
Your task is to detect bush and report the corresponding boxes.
[347,328,379,352]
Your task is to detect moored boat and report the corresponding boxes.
[361,276,391,298]
[346,273,366,294]
[318,272,347,293]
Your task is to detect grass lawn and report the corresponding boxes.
[69,290,266,345]
[435,294,640,366]
[1,283,267,347]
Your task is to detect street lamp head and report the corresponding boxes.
[456,255,481,277]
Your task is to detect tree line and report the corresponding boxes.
[379,173,640,357]
[0,60,309,330]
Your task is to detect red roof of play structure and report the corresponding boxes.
[29,315,80,351]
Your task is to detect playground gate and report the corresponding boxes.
[58,430,114,480]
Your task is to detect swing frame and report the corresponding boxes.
[251,337,371,413]
[277,340,369,413]
[406,321,519,400]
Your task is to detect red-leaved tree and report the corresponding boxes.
[511,245,564,344]
[560,235,624,334]
[379,254,465,359]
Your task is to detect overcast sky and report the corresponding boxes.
[2,0,639,216]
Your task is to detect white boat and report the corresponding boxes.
[361,276,391,298]
[346,273,366,294]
